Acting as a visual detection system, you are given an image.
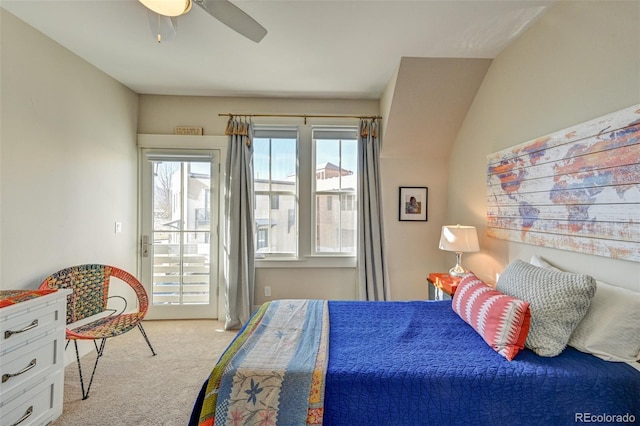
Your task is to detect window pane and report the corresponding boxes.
[316,139,340,190]
[340,194,357,253]
[316,194,357,253]
[182,232,210,304]
[256,193,296,254]
[153,162,181,231]
[314,130,358,255]
[185,162,210,231]
[271,138,296,181]
[341,139,358,190]
[255,194,270,252]
[152,233,181,305]
[150,158,212,306]
[269,194,296,254]
[253,134,297,257]
[315,139,358,191]
[253,139,270,182]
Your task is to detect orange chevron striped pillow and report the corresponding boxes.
[452,272,531,361]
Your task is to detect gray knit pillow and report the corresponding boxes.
[496,260,596,357]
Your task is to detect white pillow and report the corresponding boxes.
[530,255,640,363]
[529,254,562,271]
[568,281,640,363]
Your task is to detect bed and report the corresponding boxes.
[190,264,640,426]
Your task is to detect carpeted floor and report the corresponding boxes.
[52,319,236,426]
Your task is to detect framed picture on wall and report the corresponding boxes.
[399,186,428,221]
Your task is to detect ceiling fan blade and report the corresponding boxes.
[147,10,178,43]
[193,0,267,43]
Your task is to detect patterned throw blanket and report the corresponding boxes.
[199,300,329,426]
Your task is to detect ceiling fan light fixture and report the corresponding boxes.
[139,0,192,17]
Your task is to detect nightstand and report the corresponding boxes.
[427,273,461,301]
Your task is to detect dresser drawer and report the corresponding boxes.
[0,373,64,426]
[1,301,64,356]
[0,332,62,398]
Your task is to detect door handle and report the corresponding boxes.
[142,235,151,257]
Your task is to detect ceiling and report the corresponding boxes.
[1,0,553,99]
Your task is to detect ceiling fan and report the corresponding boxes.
[139,0,267,43]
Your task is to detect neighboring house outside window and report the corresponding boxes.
[313,128,358,254]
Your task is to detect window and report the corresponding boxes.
[313,128,358,254]
[257,228,269,251]
[252,125,358,261]
[270,194,280,210]
[253,129,298,257]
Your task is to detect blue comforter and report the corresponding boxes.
[191,300,640,425]
[324,301,640,425]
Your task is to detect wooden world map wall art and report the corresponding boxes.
[486,104,640,262]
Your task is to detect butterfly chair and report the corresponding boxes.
[39,264,156,400]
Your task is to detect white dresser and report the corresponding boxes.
[0,289,70,426]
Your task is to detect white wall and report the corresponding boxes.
[448,1,640,291]
[0,9,139,290]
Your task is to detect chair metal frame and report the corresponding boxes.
[40,264,156,400]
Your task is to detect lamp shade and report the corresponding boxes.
[139,0,191,17]
[439,225,479,253]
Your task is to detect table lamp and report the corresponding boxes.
[439,225,479,277]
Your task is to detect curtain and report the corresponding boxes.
[223,118,255,330]
[357,119,389,300]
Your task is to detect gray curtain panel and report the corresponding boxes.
[357,119,389,300]
[223,118,255,330]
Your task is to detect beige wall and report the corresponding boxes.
[138,96,377,303]
[380,57,491,300]
[138,96,379,135]
[448,1,640,291]
[137,56,492,303]
[0,10,139,290]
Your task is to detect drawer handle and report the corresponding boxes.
[10,406,33,426]
[2,359,37,383]
[4,319,38,339]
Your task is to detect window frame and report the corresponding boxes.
[252,124,359,268]
[252,127,299,259]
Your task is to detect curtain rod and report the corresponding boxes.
[218,112,381,125]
